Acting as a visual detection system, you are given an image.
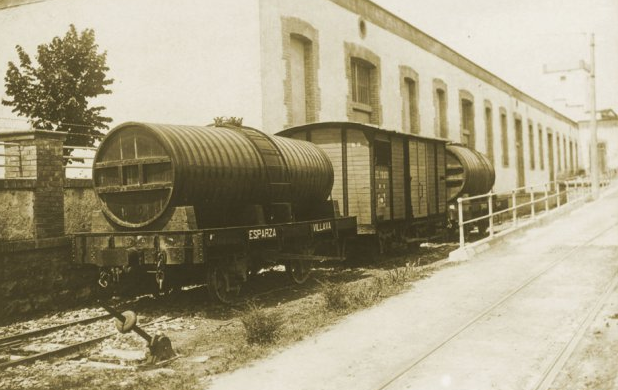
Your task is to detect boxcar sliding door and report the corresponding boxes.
[409,140,428,218]
[426,141,437,215]
[391,137,406,221]
[436,143,447,213]
[373,138,392,222]
[425,141,447,216]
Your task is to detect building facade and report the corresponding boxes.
[578,110,618,177]
[0,0,581,192]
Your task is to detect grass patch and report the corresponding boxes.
[240,301,283,345]
[383,263,422,286]
[319,280,352,312]
[346,277,383,308]
[320,263,425,313]
[35,369,198,390]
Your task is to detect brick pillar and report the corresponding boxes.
[0,130,67,239]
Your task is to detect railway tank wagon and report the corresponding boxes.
[445,144,495,202]
[91,122,335,228]
[277,122,448,252]
[73,121,357,302]
[445,144,499,234]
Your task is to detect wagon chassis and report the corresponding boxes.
[72,216,356,303]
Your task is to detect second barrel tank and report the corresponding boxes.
[92,122,334,228]
[445,144,495,201]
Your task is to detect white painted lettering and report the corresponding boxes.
[248,228,277,240]
[311,222,332,232]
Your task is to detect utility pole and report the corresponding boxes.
[589,33,599,199]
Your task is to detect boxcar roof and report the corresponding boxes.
[276,121,450,144]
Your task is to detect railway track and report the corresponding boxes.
[0,311,176,370]
[532,267,618,390]
[0,313,113,370]
[374,220,618,390]
[0,313,112,349]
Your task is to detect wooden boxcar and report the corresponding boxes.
[277,122,448,250]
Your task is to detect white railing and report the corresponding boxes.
[564,176,612,202]
[0,141,22,178]
[456,178,604,249]
[63,145,96,179]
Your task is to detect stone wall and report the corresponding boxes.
[0,131,99,320]
[0,238,96,319]
[64,179,98,234]
[0,130,67,240]
[0,179,98,239]
[0,180,35,241]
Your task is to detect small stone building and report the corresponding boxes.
[578,109,618,177]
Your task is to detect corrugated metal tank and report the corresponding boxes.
[446,144,495,201]
[92,122,333,228]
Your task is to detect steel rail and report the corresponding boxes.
[375,220,618,390]
[0,314,112,348]
[0,316,176,370]
[531,245,618,390]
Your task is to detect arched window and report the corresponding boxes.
[282,17,320,128]
[459,90,475,148]
[500,108,509,167]
[345,43,381,125]
[484,100,493,163]
[400,66,419,134]
[433,79,448,138]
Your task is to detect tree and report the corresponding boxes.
[2,24,113,149]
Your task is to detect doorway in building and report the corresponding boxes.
[547,133,555,186]
[290,36,308,126]
[515,118,525,189]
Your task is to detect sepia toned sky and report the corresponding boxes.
[373,0,618,119]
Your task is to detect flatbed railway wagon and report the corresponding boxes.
[72,122,357,302]
[277,122,448,252]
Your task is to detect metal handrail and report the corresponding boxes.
[63,145,96,177]
[456,177,604,249]
[63,146,98,151]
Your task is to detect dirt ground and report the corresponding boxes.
[204,188,618,390]
[549,271,618,390]
[0,244,455,390]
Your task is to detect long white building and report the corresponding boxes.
[0,0,581,192]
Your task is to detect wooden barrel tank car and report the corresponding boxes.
[445,144,495,202]
[74,122,357,302]
[277,122,448,253]
[92,122,335,228]
[445,143,498,235]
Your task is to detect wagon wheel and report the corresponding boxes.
[152,282,175,299]
[207,266,240,304]
[286,260,313,284]
[285,245,315,285]
[405,228,421,252]
[477,220,490,235]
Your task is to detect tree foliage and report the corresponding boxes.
[2,24,113,148]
